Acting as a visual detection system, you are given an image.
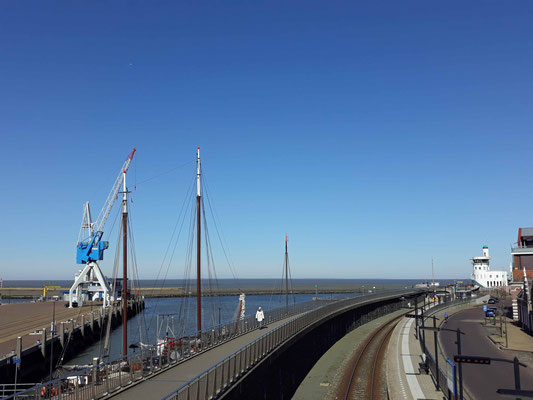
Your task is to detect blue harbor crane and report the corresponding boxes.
[68,148,136,308]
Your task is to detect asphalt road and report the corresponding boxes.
[438,307,533,399]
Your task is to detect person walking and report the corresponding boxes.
[444,312,449,323]
[255,306,265,329]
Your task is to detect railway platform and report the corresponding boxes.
[294,305,444,400]
[294,309,409,399]
[386,310,443,400]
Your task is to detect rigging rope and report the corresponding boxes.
[145,175,195,335]
[203,176,241,289]
[134,160,194,187]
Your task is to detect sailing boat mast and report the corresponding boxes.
[284,234,289,309]
[431,258,435,287]
[121,170,128,357]
[196,147,202,335]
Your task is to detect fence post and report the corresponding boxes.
[92,357,99,399]
[204,371,209,399]
[41,328,47,358]
[220,359,225,393]
[105,361,110,394]
[60,322,65,347]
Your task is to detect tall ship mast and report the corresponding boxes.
[121,164,129,357]
[284,234,289,308]
[281,234,294,309]
[196,147,202,335]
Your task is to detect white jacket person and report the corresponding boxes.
[255,307,265,322]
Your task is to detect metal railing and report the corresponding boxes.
[4,289,418,400]
[2,297,331,400]
[0,384,37,399]
[160,289,418,400]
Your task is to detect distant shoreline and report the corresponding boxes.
[0,277,463,289]
[0,283,422,299]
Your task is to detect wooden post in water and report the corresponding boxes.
[41,328,47,358]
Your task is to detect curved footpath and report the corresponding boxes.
[107,315,297,399]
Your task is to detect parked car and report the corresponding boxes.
[488,298,496,304]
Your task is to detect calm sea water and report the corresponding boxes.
[0,278,461,288]
[64,292,354,366]
[2,278,464,370]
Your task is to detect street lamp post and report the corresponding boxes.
[456,328,463,400]
[421,296,426,349]
[505,312,509,348]
[414,296,419,339]
[433,316,439,390]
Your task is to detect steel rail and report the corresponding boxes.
[344,315,403,400]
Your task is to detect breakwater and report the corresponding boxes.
[0,284,409,299]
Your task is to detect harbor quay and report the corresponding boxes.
[0,298,144,385]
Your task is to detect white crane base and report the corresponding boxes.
[68,261,111,308]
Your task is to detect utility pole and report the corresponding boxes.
[122,169,128,358]
[196,147,202,335]
[414,296,418,339]
[433,316,439,390]
[431,258,435,301]
[419,325,464,399]
[421,297,426,346]
[457,328,464,400]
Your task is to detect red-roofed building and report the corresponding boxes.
[511,227,533,282]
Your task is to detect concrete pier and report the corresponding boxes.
[0,297,145,384]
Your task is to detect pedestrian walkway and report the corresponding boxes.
[108,315,296,399]
[487,314,533,353]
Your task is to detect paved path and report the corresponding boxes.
[439,307,533,399]
[108,316,296,399]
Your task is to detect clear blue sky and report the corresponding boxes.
[1,1,532,280]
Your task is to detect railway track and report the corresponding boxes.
[341,315,403,400]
